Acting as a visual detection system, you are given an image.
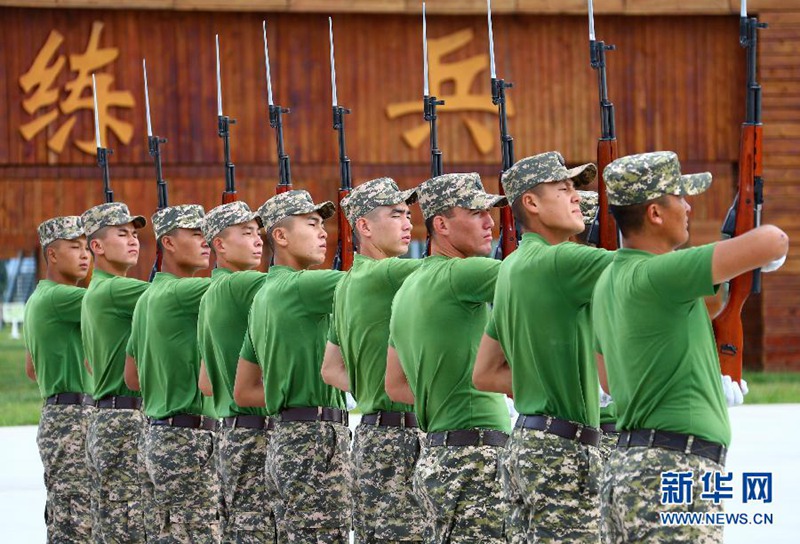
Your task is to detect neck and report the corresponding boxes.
[525,220,573,245]
[214,256,253,273]
[430,238,467,259]
[94,257,130,277]
[46,268,80,286]
[359,241,397,260]
[161,258,200,278]
[273,251,308,271]
[620,231,675,255]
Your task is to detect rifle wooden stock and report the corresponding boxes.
[222,191,237,203]
[596,138,618,251]
[498,187,517,257]
[712,124,762,383]
[336,188,354,271]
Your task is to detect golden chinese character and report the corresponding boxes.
[19,22,135,155]
[386,28,514,155]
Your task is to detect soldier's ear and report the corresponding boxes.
[355,217,370,240]
[89,238,104,256]
[521,191,539,216]
[432,215,449,236]
[212,236,225,254]
[646,201,665,227]
[160,234,177,253]
[271,226,290,249]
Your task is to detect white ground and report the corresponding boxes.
[1,406,797,543]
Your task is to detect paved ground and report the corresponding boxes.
[1,405,797,542]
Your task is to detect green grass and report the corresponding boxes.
[0,326,42,426]
[742,370,800,404]
[1,326,799,426]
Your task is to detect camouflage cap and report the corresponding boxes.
[38,216,84,247]
[341,177,418,226]
[201,201,262,244]
[577,190,599,225]
[257,190,336,232]
[151,204,206,240]
[501,151,597,205]
[81,202,146,238]
[417,172,507,221]
[604,151,712,206]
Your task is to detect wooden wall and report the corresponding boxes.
[1,7,796,369]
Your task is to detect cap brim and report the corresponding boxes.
[400,188,418,205]
[313,201,337,220]
[680,172,713,196]
[565,163,598,187]
[131,215,147,229]
[471,192,508,210]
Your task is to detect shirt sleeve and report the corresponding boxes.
[126,310,140,359]
[112,278,149,318]
[231,271,267,307]
[385,258,423,290]
[555,244,614,304]
[176,277,212,309]
[297,270,345,315]
[51,284,86,323]
[449,257,501,304]
[485,311,499,340]
[645,243,717,303]
[239,328,258,364]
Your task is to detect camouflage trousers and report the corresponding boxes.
[143,424,221,543]
[217,425,277,543]
[267,421,352,543]
[37,403,93,543]
[601,447,724,543]
[504,428,602,543]
[85,408,149,543]
[413,442,507,543]
[598,431,618,463]
[351,423,427,543]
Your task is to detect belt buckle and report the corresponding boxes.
[233,416,238,429]
[442,430,449,446]
[575,424,583,442]
[399,412,406,429]
[648,429,656,448]
[342,410,349,427]
[544,415,553,432]
[167,417,174,426]
[112,396,117,409]
[375,412,382,427]
[478,429,485,446]
[317,406,324,422]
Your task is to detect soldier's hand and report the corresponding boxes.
[721,374,747,407]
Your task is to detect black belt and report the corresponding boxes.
[96,395,142,410]
[278,406,349,426]
[223,415,275,430]
[361,411,418,429]
[45,393,92,406]
[601,423,618,434]
[149,414,219,432]
[617,429,727,465]
[427,429,509,448]
[516,414,602,447]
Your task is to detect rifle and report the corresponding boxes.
[486,0,517,259]
[423,2,444,179]
[216,35,237,204]
[586,0,619,251]
[91,74,113,204]
[143,59,169,281]
[712,3,767,383]
[263,21,292,195]
[328,18,354,271]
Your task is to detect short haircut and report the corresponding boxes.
[425,207,456,237]
[610,195,670,237]
[156,228,178,253]
[510,192,533,232]
[266,216,293,253]
[86,225,111,257]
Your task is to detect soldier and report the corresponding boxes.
[23,216,93,543]
[80,202,149,543]
[124,204,219,542]
[319,177,426,543]
[196,201,278,543]
[471,151,610,543]
[593,151,788,543]
[233,190,349,543]
[385,173,510,543]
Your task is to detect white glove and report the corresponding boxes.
[762,254,786,273]
[599,387,614,408]
[345,392,357,411]
[505,395,518,419]
[721,375,748,407]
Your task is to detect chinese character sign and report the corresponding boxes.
[19,21,135,156]
[386,28,514,155]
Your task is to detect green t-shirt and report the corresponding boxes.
[388,255,510,434]
[126,272,211,420]
[600,401,617,425]
[592,244,731,446]
[486,233,613,427]
[329,254,421,415]
[239,266,345,416]
[198,268,267,418]
[81,268,149,399]
[23,280,88,398]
